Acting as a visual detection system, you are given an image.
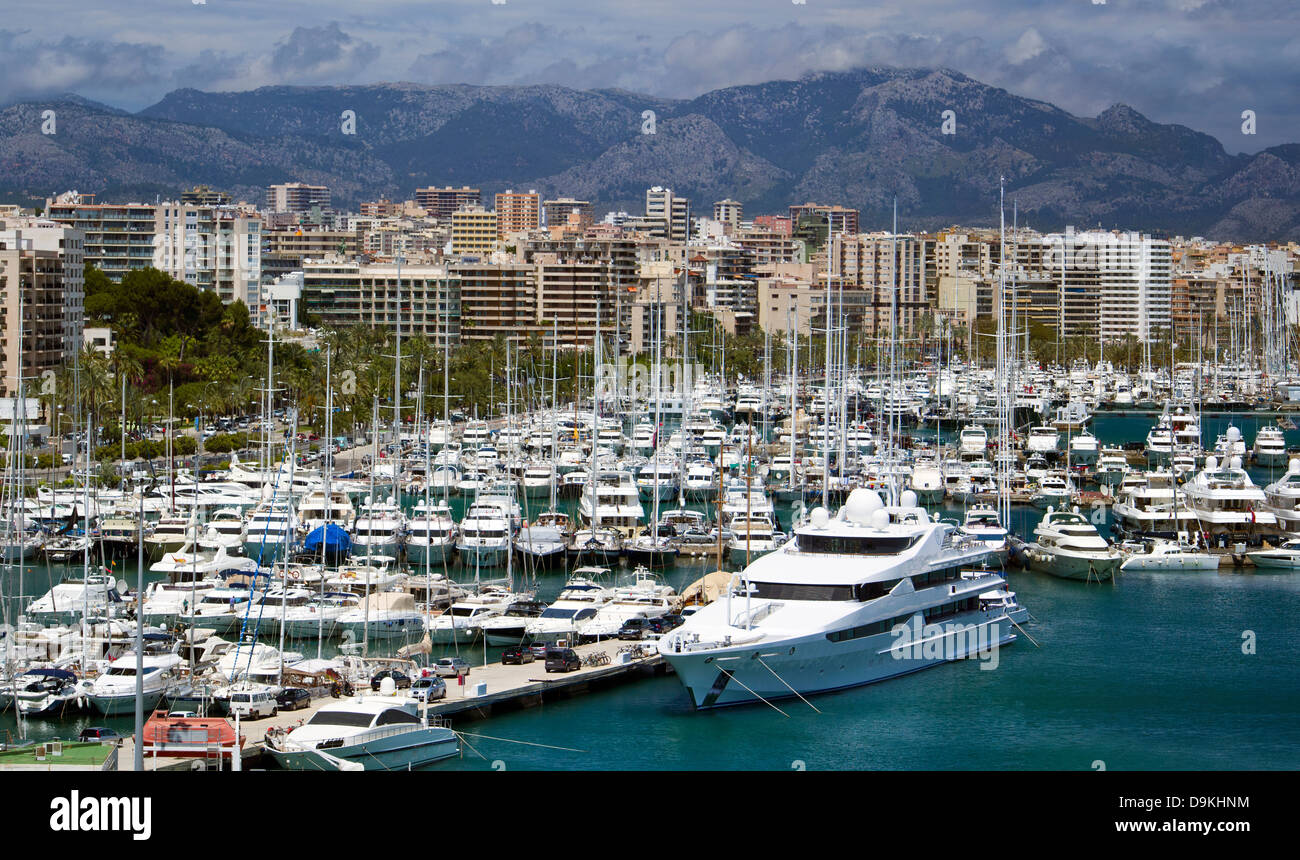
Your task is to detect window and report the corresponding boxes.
[746,582,854,601]
[798,534,920,555]
[375,708,420,726]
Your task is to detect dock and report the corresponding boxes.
[115,638,667,771]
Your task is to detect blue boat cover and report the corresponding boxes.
[303,523,351,556]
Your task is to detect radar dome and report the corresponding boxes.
[379,677,396,696]
[842,489,883,525]
[1289,458,1300,474]
[1205,456,1218,471]
[870,509,890,530]
[900,489,919,508]
[1227,425,1241,442]
[810,507,830,529]
[1230,455,1243,470]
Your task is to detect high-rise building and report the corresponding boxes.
[449,262,539,343]
[0,219,85,396]
[154,204,262,312]
[299,260,461,347]
[44,192,156,281]
[542,198,593,230]
[494,190,541,237]
[1040,228,1172,342]
[645,187,691,242]
[788,203,859,236]
[181,186,233,206]
[415,186,481,221]
[713,199,743,230]
[450,207,498,256]
[266,182,331,214]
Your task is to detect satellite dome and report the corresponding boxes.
[1288,458,1300,474]
[1230,455,1243,470]
[1205,456,1218,471]
[842,489,883,525]
[1227,425,1241,442]
[810,507,830,528]
[379,677,396,696]
[900,489,919,508]
[869,509,890,530]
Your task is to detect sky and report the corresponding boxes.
[2,0,1296,153]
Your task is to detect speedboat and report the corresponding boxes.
[1120,539,1220,572]
[1246,539,1300,571]
[89,652,184,715]
[265,697,458,771]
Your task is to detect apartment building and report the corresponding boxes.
[542,198,593,230]
[153,204,263,311]
[266,182,331,214]
[44,192,156,280]
[450,207,498,256]
[494,190,541,237]
[0,220,85,396]
[415,186,481,222]
[645,187,691,242]
[299,260,461,346]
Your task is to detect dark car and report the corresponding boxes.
[649,614,685,635]
[617,617,650,640]
[370,669,412,691]
[528,642,549,661]
[501,646,535,665]
[544,648,581,673]
[78,727,122,743]
[276,687,312,711]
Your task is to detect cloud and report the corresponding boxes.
[0,29,165,105]
[269,22,379,82]
[1005,29,1046,65]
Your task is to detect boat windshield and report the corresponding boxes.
[306,711,375,728]
[797,534,919,555]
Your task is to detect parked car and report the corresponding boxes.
[528,642,549,661]
[617,617,650,640]
[501,646,534,665]
[544,648,581,673]
[649,614,685,635]
[276,687,312,711]
[229,689,277,719]
[78,727,122,742]
[409,676,447,702]
[370,669,412,691]
[432,657,471,678]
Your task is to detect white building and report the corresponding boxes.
[153,204,263,318]
[1040,228,1172,342]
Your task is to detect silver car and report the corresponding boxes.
[433,657,471,678]
[410,676,447,702]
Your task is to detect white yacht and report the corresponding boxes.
[658,488,1014,709]
[1068,430,1100,467]
[1246,539,1300,571]
[958,424,988,458]
[1183,456,1278,546]
[1263,459,1300,532]
[1021,507,1121,581]
[427,588,516,644]
[577,568,676,639]
[958,504,1009,559]
[243,498,297,563]
[1025,425,1061,457]
[727,512,782,565]
[578,470,645,537]
[265,697,459,771]
[406,499,458,566]
[1120,539,1220,573]
[457,501,512,568]
[26,572,123,625]
[335,591,426,643]
[89,653,184,715]
[1253,426,1289,468]
[352,498,406,557]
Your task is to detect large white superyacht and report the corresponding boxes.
[657,488,1016,709]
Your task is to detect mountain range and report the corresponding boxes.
[2,67,1298,239]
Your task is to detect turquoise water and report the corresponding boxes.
[5,409,1299,768]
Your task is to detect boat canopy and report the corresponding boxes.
[304,523,352,556]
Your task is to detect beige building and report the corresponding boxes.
[415,186,481,221]
[494,190,541,237]
[0,221,84,397]
[299,260,460,346]
[153,204,263,313]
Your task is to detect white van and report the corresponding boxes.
[228,689,277,719]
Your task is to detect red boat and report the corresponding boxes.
[140,710,245,758]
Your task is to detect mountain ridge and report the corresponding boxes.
[1,68,1296,239]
